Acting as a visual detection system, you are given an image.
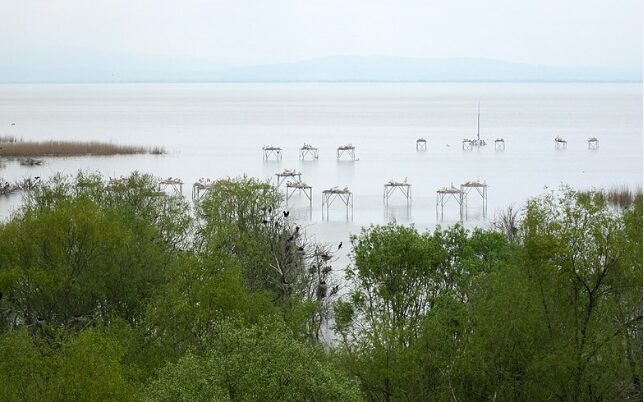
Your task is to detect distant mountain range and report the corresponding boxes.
[2,54,641,83]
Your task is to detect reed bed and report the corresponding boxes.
[0,135,21,143]
[580,185,643,209]
[0,140,165,157]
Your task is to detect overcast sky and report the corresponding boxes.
[2,0,642,68]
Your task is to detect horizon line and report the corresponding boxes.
[0,79,641,85]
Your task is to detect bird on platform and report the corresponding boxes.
[338,242,343,250]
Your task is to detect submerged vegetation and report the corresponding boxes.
[0,138,165,157]
[0,173,640,401]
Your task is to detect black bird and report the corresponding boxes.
[338,242,343,250]
[34,176,40,180]
[261,219,268,225]
[297,246,304,252]
[283,210,290,218]
[268,207,272,213]
[287,235,294,242]
[330,285,339,296]
[295,226,299,233]
[274,221,280,227]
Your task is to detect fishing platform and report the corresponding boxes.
[383,179,412,206]
[555,136,567,150]
[262,145,283,160]
[460,180,488,218]
[494,138,505,151]
[416,138,427,151]
[587,137,599,150]
[322,186,354,221]
[299,143,319,160]
[275,168,302,188]
[158,177,183,196]
[285,181,313,216]
[436,185,465,221]
[192,178,213,200]
[336,144,357,161]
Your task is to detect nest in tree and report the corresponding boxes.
[316,282,328,299]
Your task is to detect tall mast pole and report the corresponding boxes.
[477,101,480,141]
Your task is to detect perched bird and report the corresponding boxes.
[338,242,343,250]
[330,285,339,296]
[287,235,294,242]
[297,246,305,252]
[283,210,290,217]
[34,176,40,180]
[295,226,299,233]
[261,219,268,225]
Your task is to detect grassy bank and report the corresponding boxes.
[0,139,165,157]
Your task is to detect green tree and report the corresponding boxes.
[0,196,169,330]
[519,188,642,400]
[335,223,511,400]
[146,318,362,401]
[195,176,341,340]
[145,252,275,356]
[0,328,137,401]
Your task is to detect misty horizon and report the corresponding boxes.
[2,54,642,84]
[2,0,641,83]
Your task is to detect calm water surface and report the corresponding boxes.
[0,83,641,254]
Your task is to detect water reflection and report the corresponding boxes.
[384,204,412,223]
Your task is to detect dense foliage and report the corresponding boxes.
[0,174,640,401]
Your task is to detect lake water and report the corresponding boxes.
[0,82,641,253]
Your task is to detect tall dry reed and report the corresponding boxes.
[0,140,165,157]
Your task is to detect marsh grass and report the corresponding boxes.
[0,140,165,157]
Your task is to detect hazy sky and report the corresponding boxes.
[3,0,642,68]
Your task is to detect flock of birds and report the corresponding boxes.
[259,205,344,299]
